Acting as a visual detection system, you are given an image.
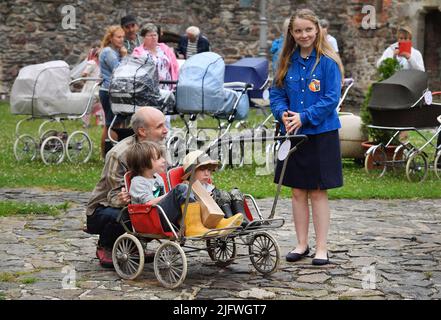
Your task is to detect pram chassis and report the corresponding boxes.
[112,134,307,288]
[13,77,100,164]
[365,113,441,183]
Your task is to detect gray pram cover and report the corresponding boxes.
[176,52,249,120]
[10,60,91,116]
[109,55,175,115]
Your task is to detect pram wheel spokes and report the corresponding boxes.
[206,237,237,267]
[66,131,92,163]
[112,233,145,280]
[248,231,280,275]
[364,145,387,178]
[13,134,37,162]
[154,241,187,289]
[40,136,65,165]
[40,129,59,141]
[434,150,441,180]
[405,151,428,183]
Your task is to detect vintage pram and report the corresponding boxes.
[107,54,176,147]
[10,60,99,164]
[164,52,252,168]
[364,69,441,182]
[111,134,308,288]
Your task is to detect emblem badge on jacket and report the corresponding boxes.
[308,79,320,92]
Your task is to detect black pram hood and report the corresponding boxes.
[368,70,428,110]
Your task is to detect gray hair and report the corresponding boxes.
[319,19,329,29]
[140,23,158,37]
[130,111,148,135]
[186,26,200,37]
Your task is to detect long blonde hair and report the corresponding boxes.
[275,9,344,87]
[100,25,125,49]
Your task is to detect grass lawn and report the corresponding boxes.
[1,101,441,199]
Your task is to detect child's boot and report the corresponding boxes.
[183,203,216,237]
[230,188,251,227]
[214,213,243,236]
[212,188,234,218]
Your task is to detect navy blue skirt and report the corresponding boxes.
[274,130,343,190]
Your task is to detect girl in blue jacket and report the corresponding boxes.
[270,9,344,266]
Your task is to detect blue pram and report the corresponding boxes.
[224,57,269,101]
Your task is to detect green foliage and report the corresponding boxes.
[3,102,441,199]
[360,58,402,143]
[0,200,69,217]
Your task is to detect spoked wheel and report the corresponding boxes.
[265,142,279,173]
[248,231,280,275]
[434,150,441,179]
[391,144,406,173]
[154,241,187,289]
[228,140,244,168]
[364,145,387,177]
[13,134,37,161]
[166,135,184,167]
[112,233,145,280]
[40,129,58,141]
[405,151,428,182]
[66,131,92,163]
[206,237,237,267]
[40,136,65,165]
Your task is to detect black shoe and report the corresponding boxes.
[212,188,234,218]
[286,246,310,262]
[312,253,330,266]
[230,188,251,225]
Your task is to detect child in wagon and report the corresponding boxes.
[181,150,251,227]
[126,141,242,237]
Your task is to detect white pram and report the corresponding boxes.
[10,60,100,164]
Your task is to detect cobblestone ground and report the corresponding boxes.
[0,188,440,300]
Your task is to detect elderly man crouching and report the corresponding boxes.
[85,107,168,268]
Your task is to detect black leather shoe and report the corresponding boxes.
[312,253,330,266]
[286,246,310,262]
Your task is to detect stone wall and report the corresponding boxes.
[0,0,439,107]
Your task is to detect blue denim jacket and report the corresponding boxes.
[99,47,121,90]
[270,48,342,135]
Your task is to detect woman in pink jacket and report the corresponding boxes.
[132,23,179,90]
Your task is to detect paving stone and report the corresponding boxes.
[296,273,331,284]
[1,188,440,300]
[237,287,276,299]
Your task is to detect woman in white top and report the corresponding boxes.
[376,26,425,71]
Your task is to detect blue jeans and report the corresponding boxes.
[158,184,196,232]
[86,206,131,249]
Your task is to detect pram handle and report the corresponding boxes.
[159,80,178,85]
[224,82,253,90]
[69,77,102,85]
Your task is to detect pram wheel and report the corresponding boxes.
[206,237,237,267]
[112,233,145,280]
[154,241,187,288]
[40,136,65,165]
[434,150,441,179]
[66,131,92,163]
[13,134,37,162]
[364,145,387,177]
[40,129,58,141]
[405,151,428,182]
[248,231,280,275]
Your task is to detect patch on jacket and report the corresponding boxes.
[308,79,321,92]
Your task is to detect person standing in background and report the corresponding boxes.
[319,19,339,54]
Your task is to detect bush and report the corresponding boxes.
[360,58,402,143]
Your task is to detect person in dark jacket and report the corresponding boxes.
[176,26,210,59]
